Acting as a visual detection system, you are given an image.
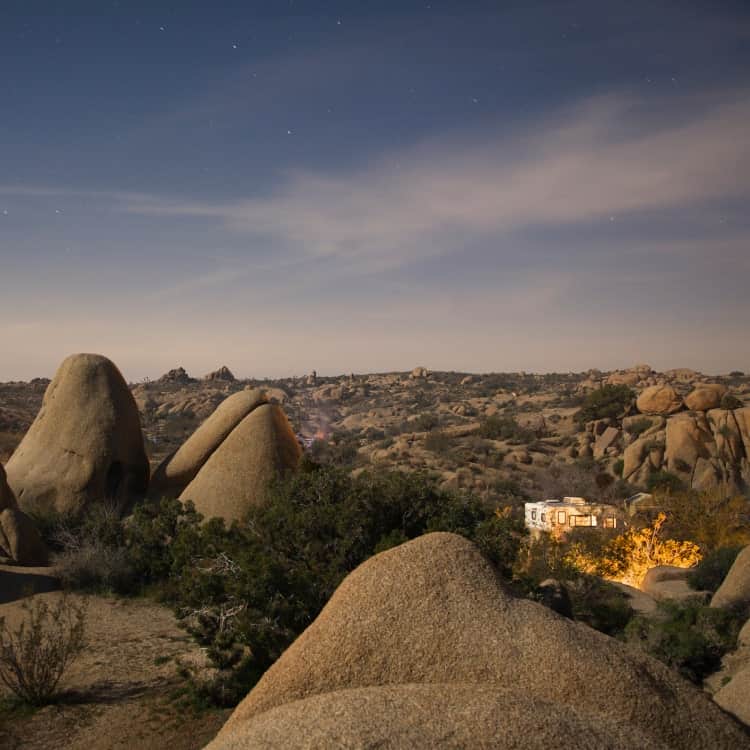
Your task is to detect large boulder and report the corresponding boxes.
[637,384,683,415]
[179,403,301,523]
[712,618,750,726]
[212,533,748,750]
[685,384,728,412]
[665,413,716,477]
[5,354,149,517]
[711,545,750,610]
[150,389,268,498]
[208,684,664,750]
[641,565,700,602]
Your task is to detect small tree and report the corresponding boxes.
[575,385,634,425]
[0,595,87,705]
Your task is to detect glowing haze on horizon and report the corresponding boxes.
[1,1,749,381]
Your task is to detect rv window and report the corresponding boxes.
[540,513,546,523]
[531,510,537,521]
[573,515,593,527]
[557,511,566,524]
[604,517,616,529]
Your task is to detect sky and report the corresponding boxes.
[1,0,749,381]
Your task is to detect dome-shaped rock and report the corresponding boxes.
[208,683,664,750]
[5,354,149,517]
[204,366,235,382]
[215,532,747,749]
[179,403,301,523]
[150,389,268,498]
[637,384,683,415]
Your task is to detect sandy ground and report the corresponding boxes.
[0,590,229,750]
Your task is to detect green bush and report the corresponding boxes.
[688,546,744,593]
[721,393,743,410]
[626,418,653,438]
[575,385,633,424]
[120,467,526,704]
[478,415,534,443]
[612,459,624,478]
[646,470,685,494]
[625,600,743,684]
[424,430,452,454]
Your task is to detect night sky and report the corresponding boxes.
[1,1,749,380]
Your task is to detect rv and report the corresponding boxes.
[524,496,623,537]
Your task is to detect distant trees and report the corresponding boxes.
[575,385,634,424]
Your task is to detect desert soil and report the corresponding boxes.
[0,591,229,750]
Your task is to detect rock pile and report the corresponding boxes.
[208,533,748,749]
[5,354,149,517]
[157,366,195,384]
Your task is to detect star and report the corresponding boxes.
[336,19,342,26]
[287,129,293,135]
[1,210,8,216]
[232,43,238,49]
[472,97,479,104]
[159,25,166,31]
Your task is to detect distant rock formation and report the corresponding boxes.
[158,366,195,384]
[204,366,236,382]
[684,384,727,412]
[410,366,429,379]
[209,533,747,749]
[179,402,301,523]
[151,389,268,498]
[5,353,149,517]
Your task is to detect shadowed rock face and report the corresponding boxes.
[6,353,149,518]
[150,389,268,499]
[210,533,749,750]
[179,403,300,523]
[712,545,750,610]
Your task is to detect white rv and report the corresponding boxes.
[524,496,622,536]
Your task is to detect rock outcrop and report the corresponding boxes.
[151,389,268,498]
[712,618,750,726]
[157,366,195,384]
[711,545,750,610]
[5,354,149,517]
[179,403,301,523]
[204,366,235,382]
[637,384,683,415]
[0,465,47,565]
[410,366,429,379]
[210,533,748,750]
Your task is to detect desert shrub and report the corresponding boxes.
[567,576,633,636]
[646,470,685,494]
[658,490,750,552]
[414,413,439,432]
[0,595,87,706]
[626,417,654,438]
[625,600,743,684]
[565,513,701,588]
[721,393,743,410]
[575,385,633,424]
[688,546,744,593]
[612,459,624,477]
[729,371,745,377]
[52,502,135,593]
[478,415,534,443]
[424,429,451,455]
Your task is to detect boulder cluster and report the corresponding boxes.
[207,533,748,749]
[0,353,302,563]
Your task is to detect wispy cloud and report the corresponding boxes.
[116,91,750,272]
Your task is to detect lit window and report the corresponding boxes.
[604,517,616,529]
[573,515,592,527]
[531,510,537,521]
[557,511,566,524]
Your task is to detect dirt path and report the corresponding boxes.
[0,592,229,750]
